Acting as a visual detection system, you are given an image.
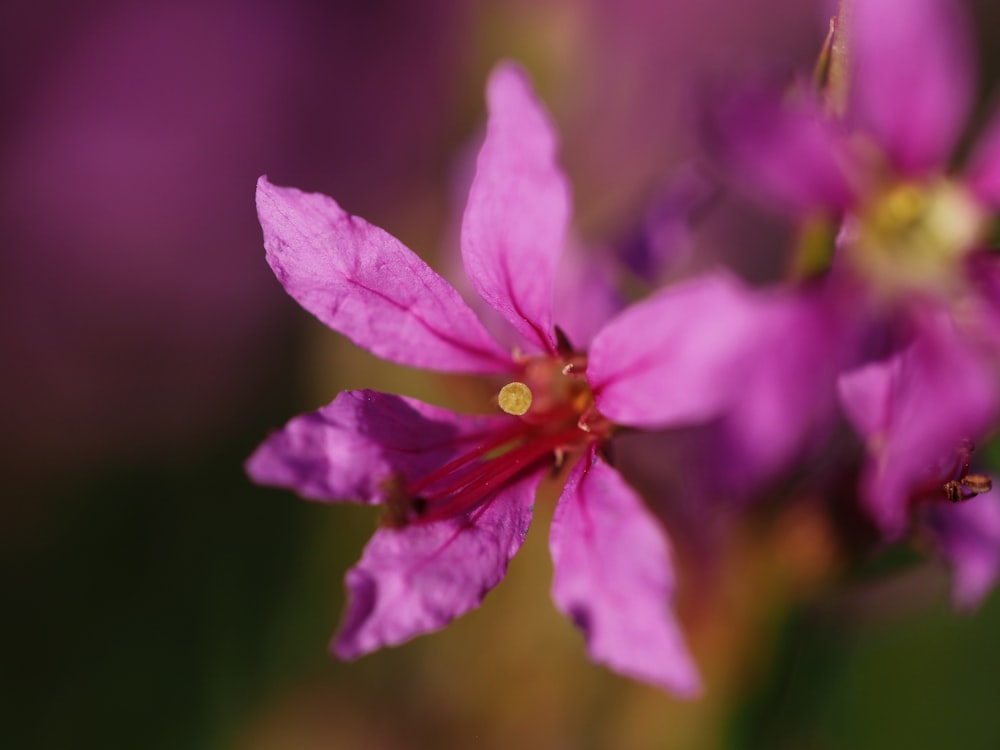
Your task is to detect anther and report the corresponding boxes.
[498,381,533,416]
[961,473,992,496]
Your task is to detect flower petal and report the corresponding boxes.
[849,0,973,175]
[333,466,543,658]
[963,103,1000,208]
[836,356,900,442]
[587,272,760,429]
[923,495,1000,610]
[839,317,998,537]
[549,447,700,695]
[246,389,515,504]
[461,62,571,355]
[257,176,512,373]
[619,167,716,282]
[699,82,855,214]
[713,287,845,488]
[552,240,623,349]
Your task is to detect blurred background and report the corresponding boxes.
[4,0,1000,748]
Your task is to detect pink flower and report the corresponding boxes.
[247,63,761,694]
[697,0,1000,601]
[838,316,1000,607]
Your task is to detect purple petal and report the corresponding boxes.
[549,447,700,695]
[963,103,1000,208]
[837,356,900,441]
[700,82,855,214]
[712,287,845,487]
[619,167,717,282]
[257,176,512,374]
[552,240,624,349]
[966,254,1000,349]
[587,272,760,429]
[461,62,571,355]
[838,317,998,536]
[850,0,973,175]
[246,389,515,504]
[333,467,543,658]
[923,495,1000,610]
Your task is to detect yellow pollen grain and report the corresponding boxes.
[498,381,532,416]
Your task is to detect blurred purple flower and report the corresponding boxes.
[246,63,772,694]
[558,0,821,234]
[700,0,1000,543]
[837,316,1000,607]
[703,0,1000,293]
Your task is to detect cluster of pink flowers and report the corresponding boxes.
[248,0,1000,694]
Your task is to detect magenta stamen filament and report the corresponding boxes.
[406,425,587,523]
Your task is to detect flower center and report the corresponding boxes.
[845,178,986,299]
[385,349,609,527]
[512,353,599,428]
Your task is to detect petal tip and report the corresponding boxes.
[486,59,531,98]
[255,174,278,203]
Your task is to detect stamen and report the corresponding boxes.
[944,473,993,502]
[408,425,587,524]
[405,421,529,496]
[912,438,994,507]
[499,381,533,416]
[961,474,993,495]
[390,344,608,526]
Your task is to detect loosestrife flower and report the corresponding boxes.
[698,0,1000,604]
[247,63,759,693]
[838,318,1000,608]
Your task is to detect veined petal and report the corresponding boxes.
[333,466,543,658]
[549,447,700,696]
[587,272,759,429]
[461,62,570,355]
[963,103,1000,208]
[246,390,515,504]
[850,0,973,175]
[700,83,855,214]
[923,495,1000,610]
[257,177,512,374]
